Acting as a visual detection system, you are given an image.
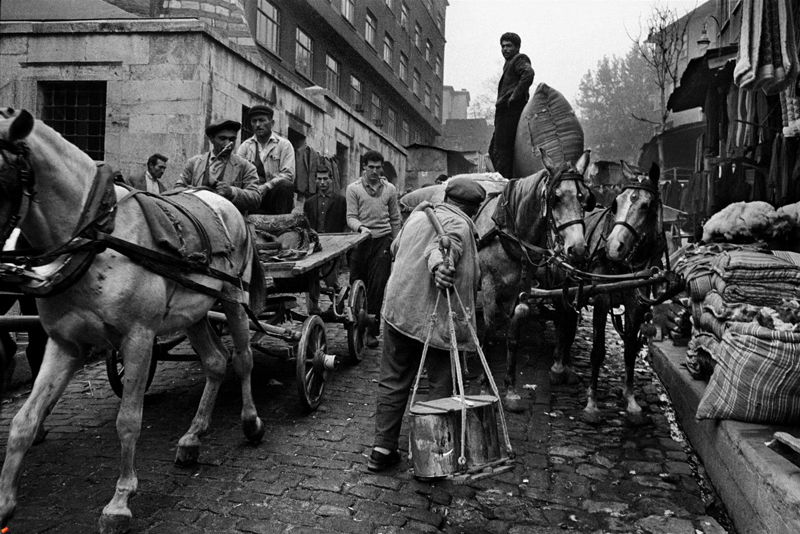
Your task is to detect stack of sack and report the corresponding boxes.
[673,200,800,424]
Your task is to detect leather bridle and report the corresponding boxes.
[0,138,35,250]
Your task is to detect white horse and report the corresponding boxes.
[0,109,264,533]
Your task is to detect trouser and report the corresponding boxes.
[349,234,392,335]
[373,322,453,451]
[0,294,47,380]
[306,259,341,314]
[255,179,295,215]
[492,103,525,178]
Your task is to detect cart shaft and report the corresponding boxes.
[206,310,301,342]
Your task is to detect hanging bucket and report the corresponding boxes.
[409,395,501,479]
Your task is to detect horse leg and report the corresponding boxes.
[622,303,648,426]
[583,301,608,424]
[99,326,155,534]
[174,318,227,466]
[221,301,264,444]
[503,295,528,412]
[0,339,82,525]
[550,307,580,385]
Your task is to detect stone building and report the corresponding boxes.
[0,0,448,191]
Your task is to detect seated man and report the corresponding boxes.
[303,160,347,315]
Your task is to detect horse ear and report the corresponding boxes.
[621,160,635,181]
[9,109,34,141]
[539,147,555,174]
[648,162,660,187]
[575,150,591,175]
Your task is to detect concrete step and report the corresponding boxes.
[650,339,800,534]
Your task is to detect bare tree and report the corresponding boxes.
[631,3,694,168]
[467,72,501,125]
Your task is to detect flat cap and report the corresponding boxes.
[445,177,486,205]
[247,105,274,120]
[205,119,241,137]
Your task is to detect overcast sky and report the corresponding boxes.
[443,0,701,107]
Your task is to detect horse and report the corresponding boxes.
[0,109,265,533]
[575,162,665,424]
[476,148,593,410]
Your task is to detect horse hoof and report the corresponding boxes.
[98,512,132,534]
[243,417,265,444]
[175,444,200,466]
[503,393,525,413]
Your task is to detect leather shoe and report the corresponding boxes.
[365,333,379,348]
[367,449,401,472]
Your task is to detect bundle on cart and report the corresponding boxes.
[671,200,800,424]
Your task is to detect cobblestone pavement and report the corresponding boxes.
[0,309,729,533]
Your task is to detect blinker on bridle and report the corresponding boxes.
[611,178,660,252]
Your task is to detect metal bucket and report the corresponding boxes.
[409,395,501,479]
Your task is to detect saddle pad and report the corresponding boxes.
[133,191,233,259]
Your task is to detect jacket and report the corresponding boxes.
[381,203,480,351]
[128,170,167,194]
[303,192,347,233]
[237,134,296,189]
[496,53,535,109]
[175,151,261,214]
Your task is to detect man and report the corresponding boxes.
[346,150,402,348]
[304,159,347,315]
[237,105,296,214]
[367,177,486,472]
[128,153,169,193]
[491,32,535,178]
[176,119,261,214]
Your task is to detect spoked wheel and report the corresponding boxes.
[106,346,159,398]
[346,279,368,364]
[296,315,328,412]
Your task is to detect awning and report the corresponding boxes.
[667,45,737,112]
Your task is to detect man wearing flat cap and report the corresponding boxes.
[367,177,486,472]
[176,119,261,214]
[237,105,296,214]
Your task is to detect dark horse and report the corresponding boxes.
[574,162,666,424]
[475,149,593,409]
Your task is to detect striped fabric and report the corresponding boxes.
[696,322,800,424]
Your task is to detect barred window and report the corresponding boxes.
[325,54,340,95]
[40,81,106,160]
[256,0,279,54]
[295,27,313,79]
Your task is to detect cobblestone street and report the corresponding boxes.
[0,310,728,533]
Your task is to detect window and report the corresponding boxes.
[424,83,431,109]
[436,12,444,33]
[350,75,363,110]
[414,23,422,49]
[399,52,408,83]
[295,28,313,79]
[325,54,340,95]
[400,2,409,31]
[384,0,393,9]
[412,69,420,97]
[383,34,394,66]
[425,39,432,63]
[423,0,432,12]
[371,93,382,124]
[340,0,354,23]
[434,54,442,78]
[255,0,279,54]
[401,120,409,145]
[365,11,377,48]
[434,95,441,119]
[40,81,107,160]
[387,107,396,137]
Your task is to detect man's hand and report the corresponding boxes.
[215,181,233,200]
[359,226,371,235]
[433,264,455,290]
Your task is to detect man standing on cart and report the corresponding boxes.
[367,177,485,472]
[345,150,402,348]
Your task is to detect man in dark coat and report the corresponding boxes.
[491,32,535,178]
[304,160,347,314]
[128,153,169,193]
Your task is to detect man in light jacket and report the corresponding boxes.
[367,177,486,472]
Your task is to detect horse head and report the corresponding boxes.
[539,148,593,263]
[606,161,661,263]
[0,109,36,247]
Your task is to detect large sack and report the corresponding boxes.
[399,173,508,215]
[513,83,584,177]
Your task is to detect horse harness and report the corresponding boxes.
[0,138,251,307]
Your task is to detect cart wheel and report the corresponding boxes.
[296,315,328,412]
[106,345,159,398]
[346,279,368,364]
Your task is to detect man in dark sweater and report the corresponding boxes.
[304,161,347,314]
[491,32,535,178]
